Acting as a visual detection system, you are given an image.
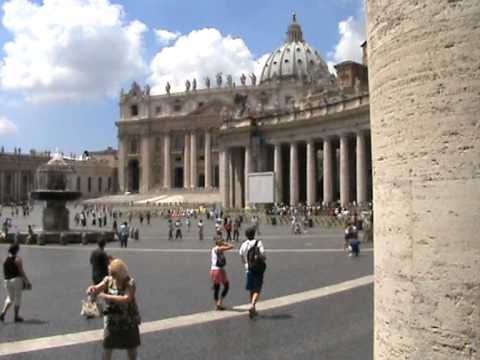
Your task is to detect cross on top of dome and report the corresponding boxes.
[287,12,304,43]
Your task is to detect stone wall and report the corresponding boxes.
[368,0,480,359]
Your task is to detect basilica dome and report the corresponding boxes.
[260,14,331,84]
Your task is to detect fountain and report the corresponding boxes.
[26,151,115,245]
[31,151,81,231]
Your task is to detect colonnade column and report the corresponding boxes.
[228,152,234,207]
[356,131,367,205]
[204,130,212,189]
[190,131,197,189]
[0,171,4,204]
[244,147,251,207]
[306,139,317,206]
[340,135,351,207]
[140,135,152,193]
[183,133,190,189]
[290,142,299,206]
[274,143,283,204]
[234,150,243,208]
[163,133,171,189]
[323,138,334,205]
[219,148,230,208]
[117,136,126,193]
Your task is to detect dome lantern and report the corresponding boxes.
[287,12,304,43]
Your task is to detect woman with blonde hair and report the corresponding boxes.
[87,258,140,360]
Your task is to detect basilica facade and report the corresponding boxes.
[117,15,371,208]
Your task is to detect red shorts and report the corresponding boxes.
[210,269,229,284]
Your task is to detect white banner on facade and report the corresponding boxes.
[247,172,275,204]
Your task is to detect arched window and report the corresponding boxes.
[130,104,139,116]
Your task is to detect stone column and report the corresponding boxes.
[163,133,171,189]
[204,130,212,189]
[289,142,299,206]
[306,139,317,206]
[339,135,350,207]
[356,131,367,206]
[323,138,334,205]
[273,143,283,204]
[0,171,4,204]
[368,1,480,359]
[140,135,152,193]
[228,151,234,207]
[234,150,243,208]
[190,131,197,188]
[117,136,127,193]
[219,148,230,208]
[183,133,190,189]
[244,146,251,207]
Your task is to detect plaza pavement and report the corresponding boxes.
[0,205,373,359]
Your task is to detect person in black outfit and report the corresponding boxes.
[1,244,31,322]
[90,239,110,284]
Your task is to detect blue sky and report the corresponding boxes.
[0,0,365,154]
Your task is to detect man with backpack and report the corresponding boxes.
[239,226,266,319]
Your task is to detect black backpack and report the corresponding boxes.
[247,240,266,274]
[216,249,226,268]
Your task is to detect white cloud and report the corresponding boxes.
[0,0,148,102]
[155,29,180,46]
[149,28,267,94]
[329,15,366,65]
[0,116,18,135]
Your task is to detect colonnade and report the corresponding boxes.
[220,131,371,208]
[0,170,35,203]
[135,129,216,192]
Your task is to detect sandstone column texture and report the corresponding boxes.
[274,143,283,204]
[163,133,171,189]
[368,1,480,359]
[204,130,212,189]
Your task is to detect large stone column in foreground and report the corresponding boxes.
[368,1,480,359]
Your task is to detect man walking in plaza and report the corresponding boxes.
[89,238,109,284]
[119,222,129,248]
[239,226,266,319]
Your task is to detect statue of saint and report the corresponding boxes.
[250,72,257,86]
[185,79,191,92]
[205,76,211,89]
[216,73,223,88]
[240,73,247,86]
[192,78,197,91]
[165,82,171,95]
[144,84,151,96]
[227,74,233,88]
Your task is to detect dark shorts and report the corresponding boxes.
[246,271,264,293]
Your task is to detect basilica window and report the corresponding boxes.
[107,177,112,191]
[98,177,102,192]
[76,177,81,191]
[173,101,182,112]
[174,135,184,150]
[130,139,139,154]
[130,104,139,117]
[155,106,162,115]
[87,177,92,193]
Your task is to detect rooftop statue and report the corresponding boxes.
[250,72,257,86]
[185,79,191,92]
[216,73,223,88]
[227,74,233,88]
[240,73,247,86]
[129,81,141,96]
[192,78,197,91]
[205,76,211,89]
[144,84,151,96]
[165,82,171,95]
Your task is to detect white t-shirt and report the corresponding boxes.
[239,239,265,271]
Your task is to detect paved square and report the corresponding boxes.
[0,206,373,359]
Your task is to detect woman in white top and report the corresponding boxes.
[210,236,233,310]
